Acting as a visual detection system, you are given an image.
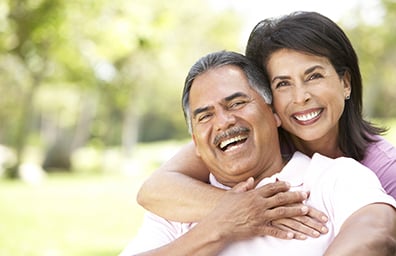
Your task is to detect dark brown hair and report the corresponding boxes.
[246,11,386,160]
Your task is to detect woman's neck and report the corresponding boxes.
[291,135,344,159]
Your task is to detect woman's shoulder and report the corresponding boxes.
[362,135,396,199]
[365,135,396,159]
[361,135,396,175]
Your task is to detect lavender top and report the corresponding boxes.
[362,135,396,199]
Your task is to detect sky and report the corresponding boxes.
[208,0,383,45]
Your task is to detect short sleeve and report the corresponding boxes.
[329,158,396,234]
[119,212,183,255]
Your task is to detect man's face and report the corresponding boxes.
[189,65,282,187]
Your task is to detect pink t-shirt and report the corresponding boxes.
[281,135,396,199]
[361,136,396,199]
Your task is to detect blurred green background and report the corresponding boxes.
[0,0,395,255]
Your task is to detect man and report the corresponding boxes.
[120,51,396,255]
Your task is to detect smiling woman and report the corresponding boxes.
[266,49,351,158]
[245,11,392,168]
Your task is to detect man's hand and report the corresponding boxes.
[205,178,326,243]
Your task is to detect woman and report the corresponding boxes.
[245,12,396,196]
[137,11,396,239]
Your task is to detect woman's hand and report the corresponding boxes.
[270,205,329,239]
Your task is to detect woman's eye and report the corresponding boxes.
[274,81,289,89]
[308,73,323,81]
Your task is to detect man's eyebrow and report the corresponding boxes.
[224,92,249,102]
[192,106,213,119]
[192,92,249,118]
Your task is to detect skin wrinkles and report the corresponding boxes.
[193,92,253,123]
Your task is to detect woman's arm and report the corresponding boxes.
[137,141,328,237]
[137,141,221,222]
[324,203,396,256]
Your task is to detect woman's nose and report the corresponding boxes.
[293,86,311,104]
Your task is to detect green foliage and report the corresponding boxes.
[342,0,396,117]
[0,0,242,173]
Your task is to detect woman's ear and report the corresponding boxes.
[342,70,352,98]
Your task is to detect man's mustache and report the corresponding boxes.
[213,126,250,146]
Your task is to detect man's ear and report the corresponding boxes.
[192,134,201,157]
[274,113,282,127]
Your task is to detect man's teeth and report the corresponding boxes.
[219,135,246,150]
[294,110,321,121]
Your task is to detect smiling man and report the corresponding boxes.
[119,50,396,256]
[187,62,281,188]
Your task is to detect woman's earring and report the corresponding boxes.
[345,95,350,100]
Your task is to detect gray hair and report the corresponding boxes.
[182,50,272,134]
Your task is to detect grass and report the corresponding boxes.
[0,140,186,256]
[0,172,149,256]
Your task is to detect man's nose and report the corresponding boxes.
[214,110,236,131]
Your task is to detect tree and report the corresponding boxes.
[0,0,242,177]
[1,0,67,177]
[343,0,396,118]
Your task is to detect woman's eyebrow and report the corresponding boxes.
[304,65,324,75]
[271,65,325,83]
[271,75,290,83]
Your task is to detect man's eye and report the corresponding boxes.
[197,113,212,123]
[229,101,247,109]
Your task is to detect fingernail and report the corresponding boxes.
[301,206,309,213]
[321,215,328,222]
[312,231,320,237]
[287,232,294,239]
[321,226,328,233]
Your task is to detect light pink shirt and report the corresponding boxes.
[362,136,396,199]
[120,152,396,256]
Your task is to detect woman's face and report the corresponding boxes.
[266,49,351,145]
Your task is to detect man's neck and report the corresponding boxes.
[252,154,288,187]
